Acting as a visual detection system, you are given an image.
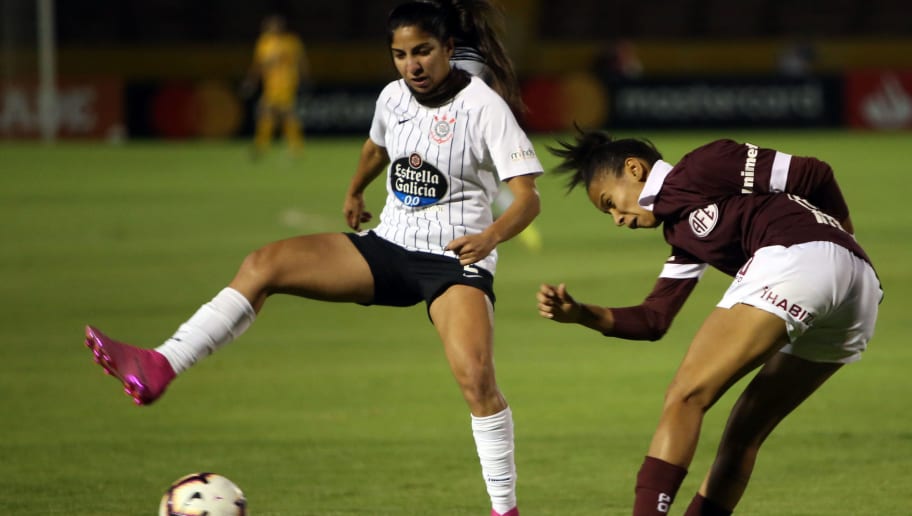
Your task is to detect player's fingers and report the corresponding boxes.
[542,284,565,304]
[556,283,572,302]
[445,237,466,252]
[345,210,362,229]
[458,241,477,256]
[536,289,556,304]
[459,254,479,266]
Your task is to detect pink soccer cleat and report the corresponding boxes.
[84,325,176,405]
[492,508,519,516]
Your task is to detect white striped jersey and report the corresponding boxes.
[368,76,542,275]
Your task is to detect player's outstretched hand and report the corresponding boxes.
[537,283,581,323]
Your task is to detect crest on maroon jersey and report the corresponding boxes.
[688,204,719,238]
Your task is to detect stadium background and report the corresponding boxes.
[2,0,912,139]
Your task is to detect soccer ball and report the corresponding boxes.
[158,472,247,516]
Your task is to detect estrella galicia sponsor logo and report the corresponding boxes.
[688,203,719,238]
[510,147,537,161]
[430,113,456,143]
[391,153,449,207]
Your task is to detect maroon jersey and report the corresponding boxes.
[609,139,872,341]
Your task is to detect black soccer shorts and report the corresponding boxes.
[345,230,496,309]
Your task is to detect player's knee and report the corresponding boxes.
[455,366,498,406]
[237,245,281,286]
[663,379,715,414]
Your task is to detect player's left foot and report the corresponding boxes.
[492,508,519,516]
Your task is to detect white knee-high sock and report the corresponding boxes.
[472,406,517,514]
[155,287,256,374]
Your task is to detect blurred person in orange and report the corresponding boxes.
[242,14,310,157]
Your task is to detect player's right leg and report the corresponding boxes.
[85,233,373,405]
[680,352,841,514]
[229,232,374,309]
[632,304,789,516]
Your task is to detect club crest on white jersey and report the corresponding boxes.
[390,152,449,208]
[431,113,456,144]
[689,203,719,238]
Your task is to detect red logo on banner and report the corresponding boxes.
[150,80,243,139]
[846,70,912,129]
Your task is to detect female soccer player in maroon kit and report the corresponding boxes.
[538,131,882,515]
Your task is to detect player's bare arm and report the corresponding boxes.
[490,174,541,243]
[537,283,615,332]
[446,174,540,265]
[344,138,389,230]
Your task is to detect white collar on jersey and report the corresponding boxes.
[638,159,674,211]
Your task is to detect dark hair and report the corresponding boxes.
[549,127,663,192]
[387,2,452,47]
[440,0,525,117]
[387,1,524,117]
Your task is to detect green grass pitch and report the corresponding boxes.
[0,131,909,515]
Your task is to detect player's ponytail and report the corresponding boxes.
[438,0,526,118]
[549,125,663,192]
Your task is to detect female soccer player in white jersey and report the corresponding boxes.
[82,3,540,515]
[537,131,881,515]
